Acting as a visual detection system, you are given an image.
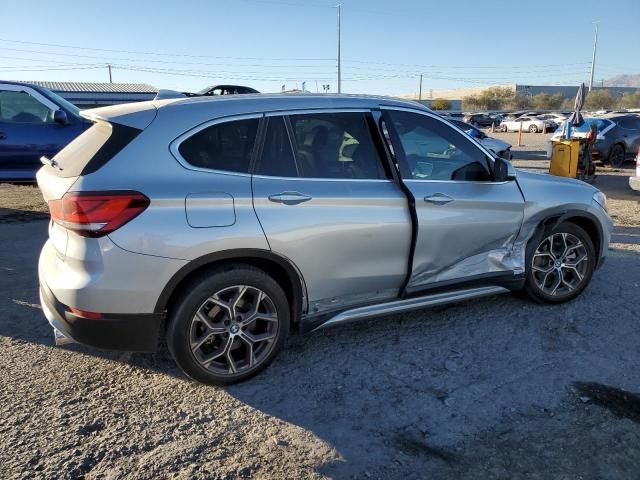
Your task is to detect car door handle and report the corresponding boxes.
[424,193,454,205]
[268,192,312,205]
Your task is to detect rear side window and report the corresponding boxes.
[255,116,298,177]
[178,118,259,173]
[288,112,387,179]
[48,121,140,178]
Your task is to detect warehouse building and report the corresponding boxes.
[26,81,158,108]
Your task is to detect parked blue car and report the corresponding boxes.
[0,81,90,181]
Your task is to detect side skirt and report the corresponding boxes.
[309,285,509,332]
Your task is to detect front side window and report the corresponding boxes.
[386,110,492,182]
[288,112,387,179]
[178,118,259,173]
[0,90,54,124]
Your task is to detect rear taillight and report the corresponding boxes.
[49,191,149,237]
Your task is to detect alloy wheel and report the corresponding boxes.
[189,285,279,376]
[531,232,589,296]
[610,145,625,167]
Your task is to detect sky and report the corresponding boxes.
[1,0,639,96]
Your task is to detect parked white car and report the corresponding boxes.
[500,116,556,133]
[630,147,640,192]
[539,113,567,125]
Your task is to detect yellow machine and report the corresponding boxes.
[550,139,580,178]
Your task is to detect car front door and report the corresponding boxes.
[251,111,412,315]
[0,85,79,180]
[382,108,525,294]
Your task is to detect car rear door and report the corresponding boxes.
[382,108,525,294]
[251,111,412,315]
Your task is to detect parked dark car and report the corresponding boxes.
[155,84,259,100]
[0,81,89,181]
[592,115,640,167]
[463,113,499,127]
[548,115,640,167]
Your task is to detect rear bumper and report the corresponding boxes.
[39,281,163,352]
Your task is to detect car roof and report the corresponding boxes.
[163,93,428,111]
[0,80,46,90]
[83,93,431,127]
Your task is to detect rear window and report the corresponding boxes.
[572,119,613,133]
[178,118,259,173]
[48,121,140,178]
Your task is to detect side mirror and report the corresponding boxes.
[53,109,69,125]
[493,156,516,182]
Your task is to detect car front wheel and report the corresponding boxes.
[524,222,596,304]
[167,265,290,385]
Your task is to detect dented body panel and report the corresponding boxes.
[404,179,525,292]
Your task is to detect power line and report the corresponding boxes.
[0,38,334,62]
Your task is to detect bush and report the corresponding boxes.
[430,98,452,110]
[584,89,617,110]
[620,92,640,109]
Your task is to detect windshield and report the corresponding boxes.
[42,89,81,118]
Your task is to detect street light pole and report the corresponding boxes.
[589,21,599,92]
[418,74,423,101]
[107,64,113,83]
[336,3,341,94]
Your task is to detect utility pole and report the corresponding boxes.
[107,64,113,83]
[336,3,341,94]
[589,21,599,92]
[418,74,423,101]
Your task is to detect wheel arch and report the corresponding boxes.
[539,211,603,266]
[155,249,307,328]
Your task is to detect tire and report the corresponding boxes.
[524,222,596,304]
[167,265,290,385]
[529,124,538,133]
[501,124,508,132]
[608,143,626,168]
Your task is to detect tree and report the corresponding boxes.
[462,94,483,110]
[620,91,640,109]
[512,94,531,110]
[531,92,564,110]
[584,89,617,110]
[462,86,515,110]
[430,98,452,110]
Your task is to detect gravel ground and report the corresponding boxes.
[1,144,639,479]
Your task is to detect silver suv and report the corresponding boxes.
[37,94,613,385]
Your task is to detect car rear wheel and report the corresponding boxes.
[524,222,596,304]
[609,143,626,168]
[529,124,538,133]
[167,265,290,385]
[501,124,508,132]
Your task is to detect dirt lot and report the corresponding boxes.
[1,141,639,479]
